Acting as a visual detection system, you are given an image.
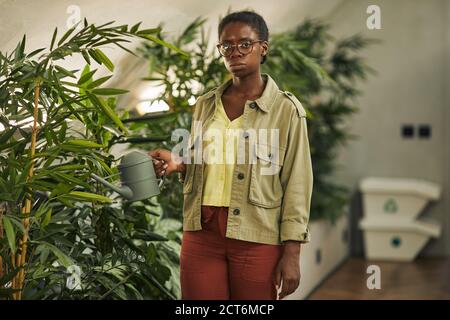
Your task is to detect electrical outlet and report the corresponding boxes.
[418,124,431,139]
[402,124,414,138]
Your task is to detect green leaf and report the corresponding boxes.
[0,127,17,144]
[49,182,74,199]
[119,24,128,32]
[50,164,85,171]
[133,230,167,242]
[136,27,161,35]
[141,34,188,57]
[26,47,45,58]
[81,50,91,65]
[130,22,142,33]
[91,88,129,95]
[39,248,50,265]
[41,208,52,228]
[60,81,82,88]
[66,191,112,203]
[13,36,24,61]
[86,75,113,89]
[88,49,102,65]
[0,266,22,286]
[38,242,74,268]
[34,203,50,220]
[65,139,103,148]
[50,172,90,188]
[77,69,97,85]
[44,127,53,146]
[6,215,27,236]
[58,120,67,141]
[57,26,76,46]
[50,27,58,51]
[93,49,114,72]
[58,197,75,208]
[19,34,26,57]
[94,158,114,175]
[3,216,16,253]
[88,95,127,133]
[55,65,76,79]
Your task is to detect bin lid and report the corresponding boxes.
[360,177,440,200]
[359,216,441,237]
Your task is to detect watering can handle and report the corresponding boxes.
[159,174,165,188]
[148,155,166,188]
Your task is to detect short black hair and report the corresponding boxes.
[218,10,269,64]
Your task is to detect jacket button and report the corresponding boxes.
[233,208,240,215]
[238,173,244,180]
[243,131,250,139]
[249,102,257,109]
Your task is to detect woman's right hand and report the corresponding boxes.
[148,148,185,178]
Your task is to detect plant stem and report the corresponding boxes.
[11,252,16,299]
[99,270,136,300]
[15,81,41,300]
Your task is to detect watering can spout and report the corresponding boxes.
[91,173,134,200]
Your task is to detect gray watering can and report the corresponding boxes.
[91,150,164,201]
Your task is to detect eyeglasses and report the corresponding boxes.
[216,39,264,57]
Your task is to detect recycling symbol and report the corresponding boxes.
[383,198,398,213]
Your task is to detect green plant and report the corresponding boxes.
[0,19,186,299]
[264,19,378,222]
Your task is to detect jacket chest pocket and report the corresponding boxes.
[248,143,285,208]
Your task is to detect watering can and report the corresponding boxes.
[91,150,164,201]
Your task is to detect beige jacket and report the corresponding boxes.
[182,73,313,245]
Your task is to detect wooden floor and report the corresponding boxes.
[308,257,450,300]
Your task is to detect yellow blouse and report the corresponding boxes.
[201,96,243,207]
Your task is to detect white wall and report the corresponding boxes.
[0,0,344,59]
[325,0,450,256]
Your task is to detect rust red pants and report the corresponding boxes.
[180,205,283,300]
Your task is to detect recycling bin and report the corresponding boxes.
[359,216,441,261]
[360,177,440,220]
[359,177,441,261]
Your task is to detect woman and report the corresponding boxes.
[150,10,313,300]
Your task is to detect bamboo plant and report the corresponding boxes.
[0,19,187,299]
